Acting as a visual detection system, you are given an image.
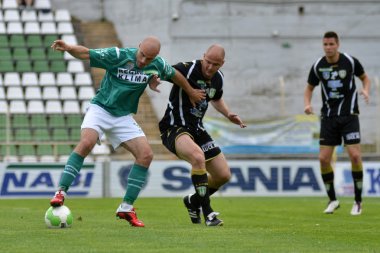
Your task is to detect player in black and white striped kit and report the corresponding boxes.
[159,44,246,226]
[304,31,371,215]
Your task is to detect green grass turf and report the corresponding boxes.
[0,197,379,253]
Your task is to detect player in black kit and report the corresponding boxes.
[304,31,370,215]
[159,44,246,226]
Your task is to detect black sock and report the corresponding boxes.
[322,172,336,201]
[352,171,363,203]
[191,173,213,217]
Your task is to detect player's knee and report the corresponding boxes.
[319,154,331,166]
[190,151,206,167]
[139,149,154,165]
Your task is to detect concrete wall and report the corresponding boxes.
[51,0,380,144]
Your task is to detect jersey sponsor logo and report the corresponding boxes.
[207,88,216,98]
[201,141,216,152]
[319,67,333,72]
[327,80,343,89]
[338,70,347,79]
[322,71,330,80]
[346,132,360,140]
[330,71,338,80]
[117,68,149,83]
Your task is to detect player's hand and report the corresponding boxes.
[148,74,161,93]
[304,105,313,115]
[227,113,246,128]
[189,89,206,107]
[51,40,71,52]
[360,89,369,104]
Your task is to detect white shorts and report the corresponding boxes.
[81,104,145,149]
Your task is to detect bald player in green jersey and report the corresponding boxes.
[49,36,205,227]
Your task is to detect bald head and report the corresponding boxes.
[205,44,225,62]
[202,44,225,79]
[136,36,161,68]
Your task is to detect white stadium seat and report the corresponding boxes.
[41,22,57,34]
[9,100,27,113]
[24,22,41,34]
[6,22,23,34]
[27,100,45,113]
[2,0,18,9]
[63,100,80,114]
[74,72,92,86]
[25,87,42,100]
[67,60,84,73]
[55,9,71,22]
[4,10,20,22]
[21,10,38,22]
[60,86,77,100]
[57,22,74,34]
[4,72,21,86]
[45,100,62,113]
[56,72,73,86]
[78,87,95,100]
[42,86,59,99]
[21,72,39,86]
[38,11,54,22]
[39,72,56,86]
[6,86,24,100]
[0,101,8,113]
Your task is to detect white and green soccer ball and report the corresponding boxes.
[45,205,73,228]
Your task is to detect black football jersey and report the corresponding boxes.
[307,53,365,117]
[159,60,224,132]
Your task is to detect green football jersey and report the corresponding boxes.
[89,47,175,116]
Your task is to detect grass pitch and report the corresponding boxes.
[0,197,379,253]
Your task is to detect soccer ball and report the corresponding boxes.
[45,205,73,228]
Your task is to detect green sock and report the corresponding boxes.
[123,164,148,205]
[59,152,84,192]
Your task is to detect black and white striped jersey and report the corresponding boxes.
[159,60,224,132]
[307,52,365,117]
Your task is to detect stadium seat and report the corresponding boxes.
[27,100,45,113]
[40,155,56,162]
[24,22,41,34]
[63,100,80,114]
[42,86,59,99]
[25,87,42,100]
[6,86,24,100]
[35,0,52,10]
[52,128,68,141]
[66,114,82,127]
[9,101,27,113]
[21,155,38,162]
[21,72,39,86]
[45,100,62,113]
[2,0,18,9]
[0,60,15,72]
[33,60,50,72]
[57,22,74,34]
[55,9,71,22]
[33,128,51,142]
[74,72,92,86]
[30,48,46,60]
[61,34,77,45]
[36,144,54,155]
[67,60,84,73]
[60,86,77,100]
[18,145,36,156]
[0,22,6,34]
[4,10,20,22]
[4,72,21,86]
[13,48,29,60]
[0,101,8,113]
[0,11,3,21]
[81,100,90,113]
[0,35,9,47]
[41,21,57,34]
[7,22,23,34]
[56,145,71,156]
[43,34,58,47]
[56,72,73,86]
[21,10,38,22]
[70,128,81,141]
[26,35,43,47]
[49,114,65,127]
[50,60,66,72]
[0,48,12,59]
[39,72,56,86]
[0,87,5,99]
[38,11,54,22]
[47,48,63,60]
[12,114,29,127]
[9,35,26,47]
[14,129,33,141]
[63,51,75,60]
[15,60,33,72]
[78,86,95,100]
[30,114,48,127]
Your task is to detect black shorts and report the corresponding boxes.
[160,126,221,161]
[320,115,361,146]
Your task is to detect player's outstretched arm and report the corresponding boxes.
[171,70,205,107]
[304,84,315,114]
[211,99,246,128]
[51,40,90,60]
[359,73,371,104]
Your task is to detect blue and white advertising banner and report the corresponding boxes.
[1,160,379,198]
[0,163,103,198]
[109,160,380,197]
